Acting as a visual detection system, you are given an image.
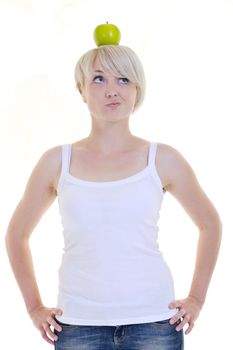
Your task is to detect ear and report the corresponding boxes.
[77,83,87,103]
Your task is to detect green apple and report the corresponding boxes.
[93,22,121,46]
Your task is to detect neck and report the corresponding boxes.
[85,121,137,155]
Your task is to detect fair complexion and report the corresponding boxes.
[155,144,222,334]
[5,68,221,343]
[79,58,138,155]
[81,63,137,123]
[5,148,63,345]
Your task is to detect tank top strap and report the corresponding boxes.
[148,142,158,169]
[57,144,71,193]
[61,144,72,175]
[147,142,164,194]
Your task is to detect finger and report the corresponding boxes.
[175,317,187,332]
[41,329,56,345]
[47,316,62,332]
[176,313,191,332]
[51,308,63,317]
[185,322,194,335]
[169,309,186,324]
[43,323,58,342]
[168,300,182,309]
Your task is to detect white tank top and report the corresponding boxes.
[56,141,176,325]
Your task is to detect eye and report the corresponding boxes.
[93,75,104,83]
[119,77,129,84]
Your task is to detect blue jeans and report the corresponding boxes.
[54,318,184,350]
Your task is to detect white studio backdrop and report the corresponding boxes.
[0,0,232,349]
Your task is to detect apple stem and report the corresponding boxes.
[106,21,108,24]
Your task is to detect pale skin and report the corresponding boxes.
[5,58,222,345]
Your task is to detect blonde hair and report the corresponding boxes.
[74,45,146,113]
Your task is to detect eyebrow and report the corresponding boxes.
[93,70,104,73]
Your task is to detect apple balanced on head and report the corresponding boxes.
[93,22,121,46]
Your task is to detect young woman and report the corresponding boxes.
[5,45,222,350]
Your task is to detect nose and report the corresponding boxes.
[105,82,118,98]
[105,90,118,98]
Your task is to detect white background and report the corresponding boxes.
[0,0,232,349]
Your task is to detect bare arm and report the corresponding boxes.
[157,144,222,334]
[5,146,63,344]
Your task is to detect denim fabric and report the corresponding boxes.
[54,318,184,350]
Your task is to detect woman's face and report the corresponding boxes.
[81,57,137,121]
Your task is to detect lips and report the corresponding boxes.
[106,102,120,106]
[106,102,120,110]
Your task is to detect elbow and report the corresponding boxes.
[5,228,12,248]
[199,212,222,242]
[5,230,14,259]
[5,229,16,254]
[5,228,29,254]
[213,211,222,239]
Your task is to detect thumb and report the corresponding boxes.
[168,300,181,309]
[52,308,63,316]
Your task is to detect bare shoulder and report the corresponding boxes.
[6,145,63,238]
[156,142,195,191]
[39,145,62,170]
[156,142,187,165]
[156,142,221,230]
[32,145,62,191]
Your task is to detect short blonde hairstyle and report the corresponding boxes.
[74,45,146,113]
